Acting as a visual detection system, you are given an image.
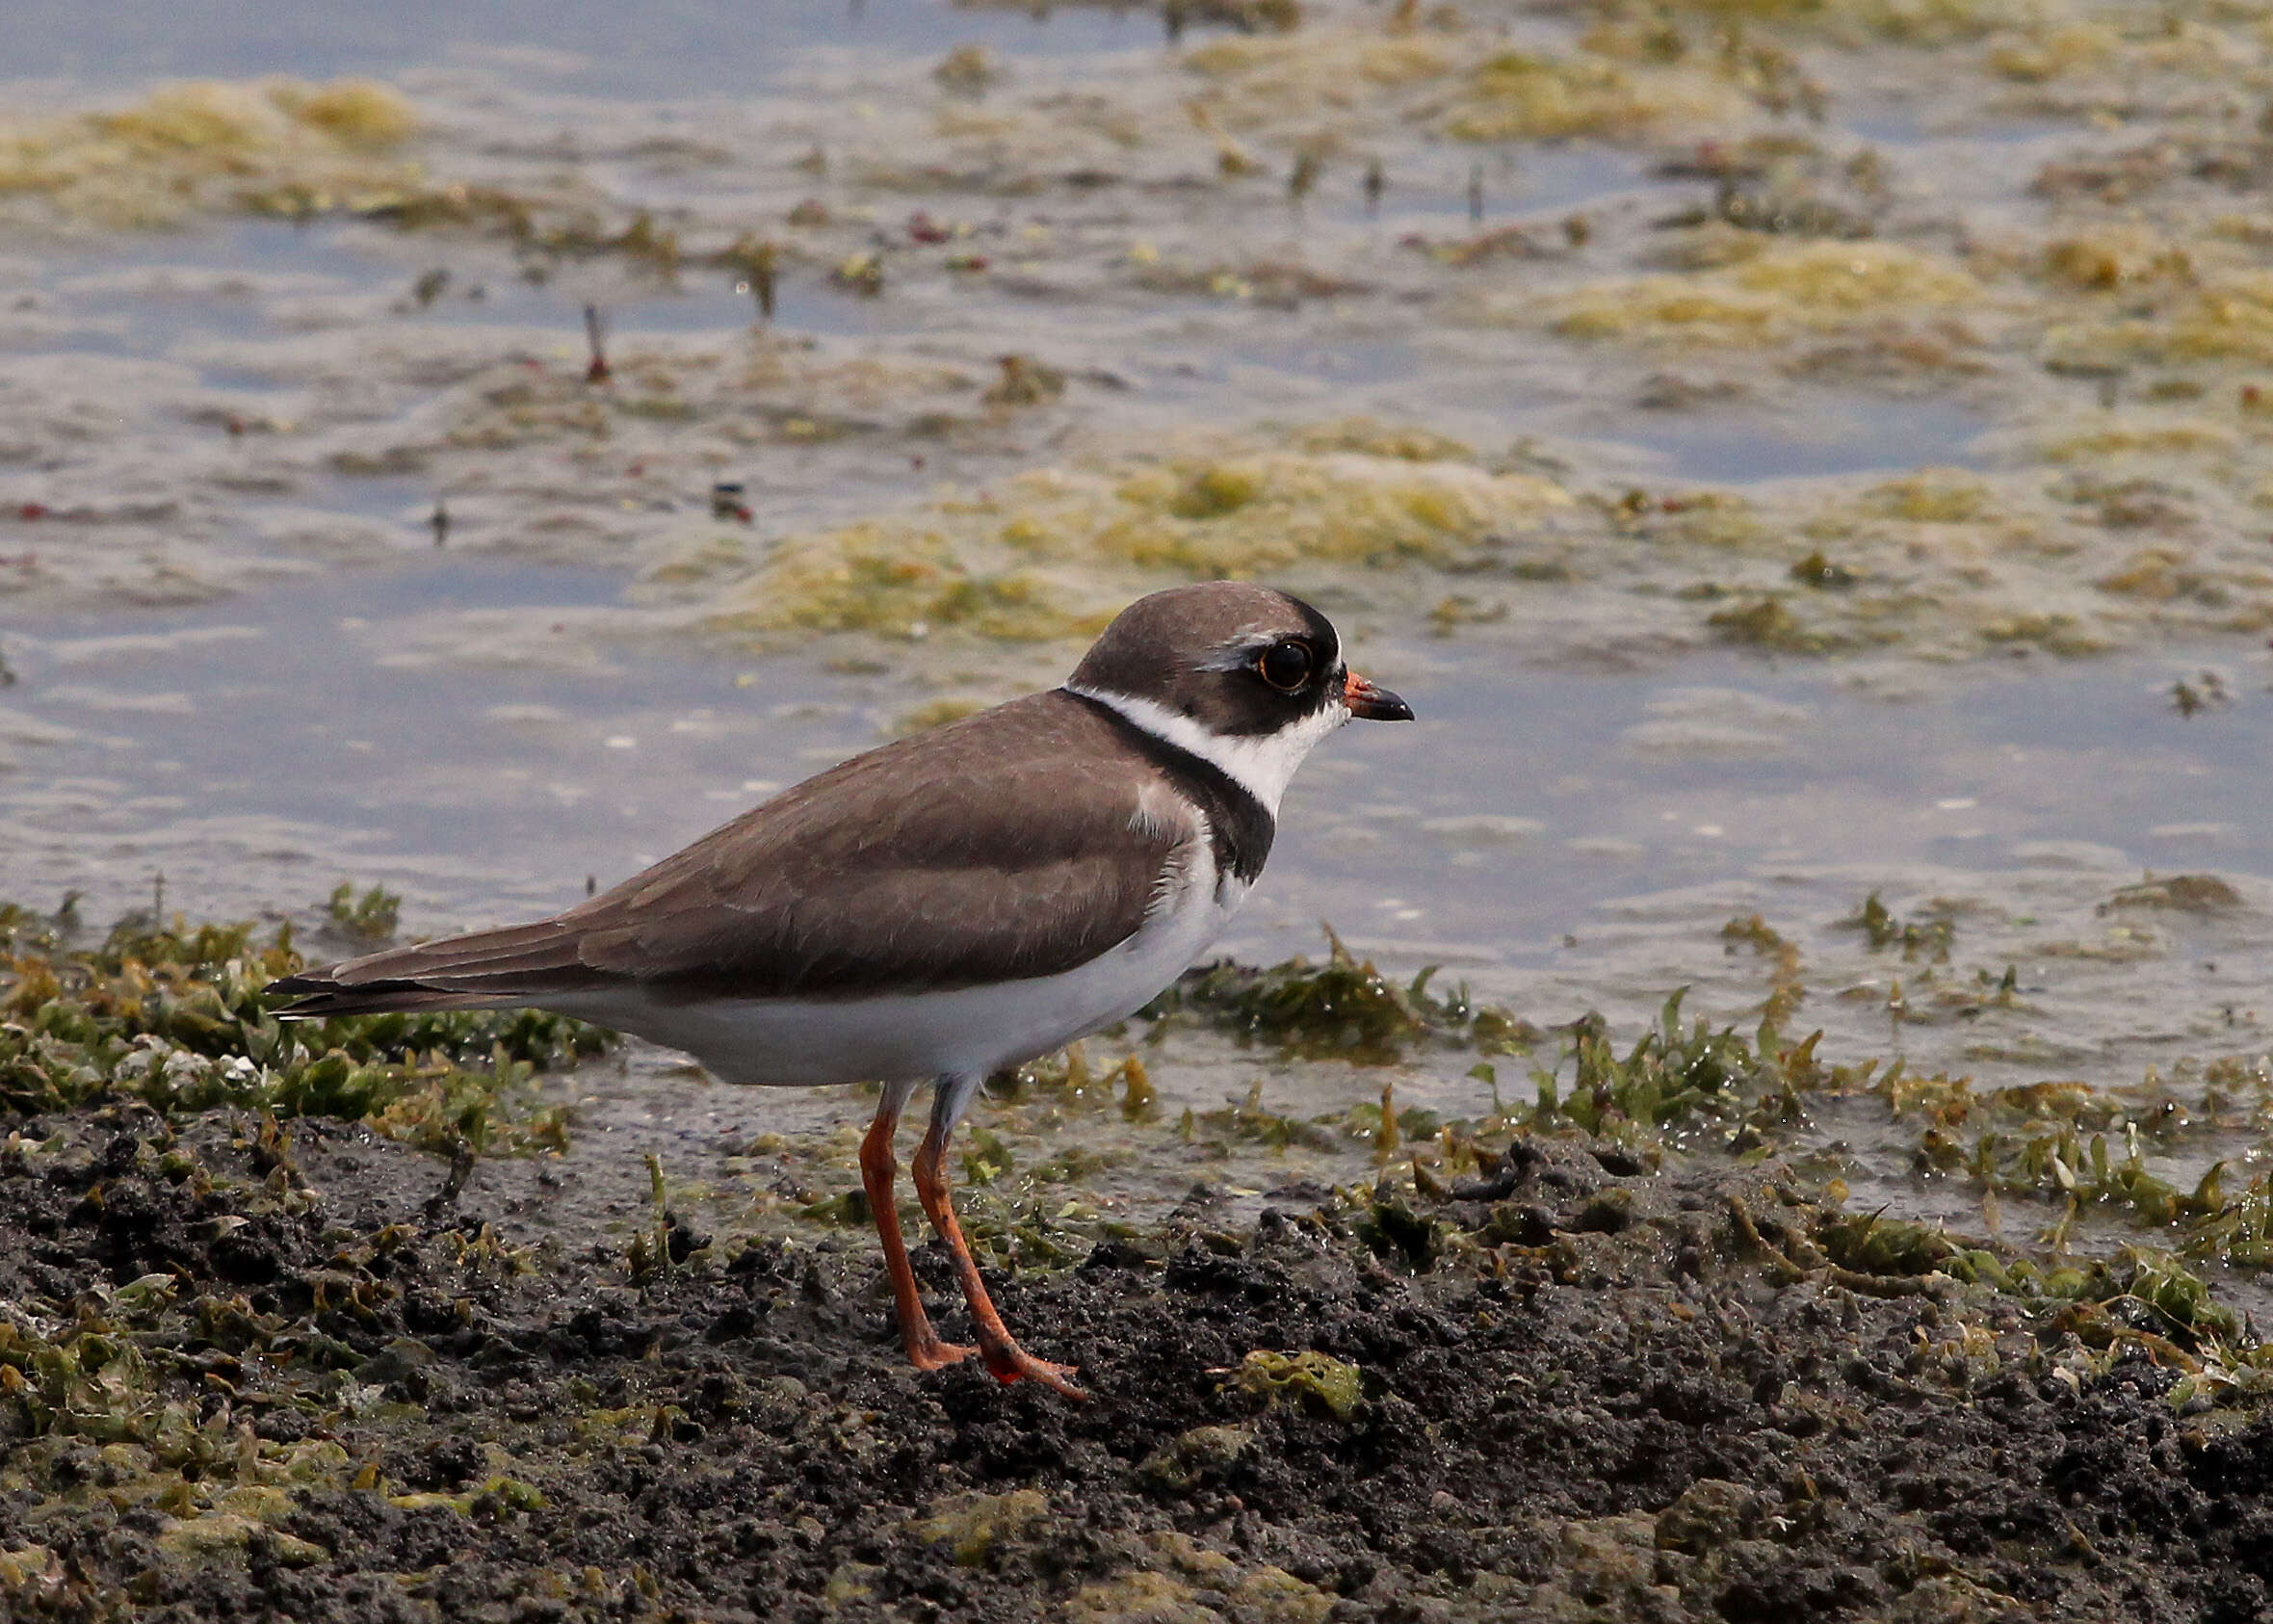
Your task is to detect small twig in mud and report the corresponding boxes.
[584,303,611,384]
[424,1139,478,1222]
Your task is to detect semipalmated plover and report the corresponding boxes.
[269,581,1412,1398]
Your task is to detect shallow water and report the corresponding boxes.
[6,0,1161,98]
[5,543,2264,1085]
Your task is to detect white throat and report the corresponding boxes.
[1064,683,1346,814]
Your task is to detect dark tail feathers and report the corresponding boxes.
[265,917,609,1018]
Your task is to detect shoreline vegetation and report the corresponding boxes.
[3,896,2272,1618]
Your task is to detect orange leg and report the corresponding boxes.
[860,1082,973,1373]
[910,1074,1086,1400]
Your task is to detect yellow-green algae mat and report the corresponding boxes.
[9,0,2273,672]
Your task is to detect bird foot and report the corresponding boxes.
[905,1335,978,1373]
[980,1339,1087,1400]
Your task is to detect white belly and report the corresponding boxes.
[557,866,1248,1087]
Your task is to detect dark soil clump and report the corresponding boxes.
[2,1113,2268,1622]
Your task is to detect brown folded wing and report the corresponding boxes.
[269,692,1189,1015]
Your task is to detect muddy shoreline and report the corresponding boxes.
[6,904,2273,1619]
[7,1103,2271,1623]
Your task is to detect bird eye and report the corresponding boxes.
[1256,640,1315,693]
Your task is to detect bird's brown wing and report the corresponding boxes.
[266,693,1190,1016]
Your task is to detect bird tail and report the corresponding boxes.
[265,917,609,1018]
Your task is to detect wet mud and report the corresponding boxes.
[10,1107,2273,1622]
[2,906,2271,1621]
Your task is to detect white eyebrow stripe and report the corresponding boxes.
[1194,634,1277,673]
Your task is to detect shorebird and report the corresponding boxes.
[268,582,1412,1398]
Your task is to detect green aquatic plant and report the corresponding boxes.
[0,901,605,1153]
[1187,1080,1342,1154]
[2103,874,2242,914]
[1721,913,1806,1025]
[2187,1170,2273,1269]
[988,1044,1157,1120]
[1816,1209,1956,1276]
[1843,890,1955,960]
[325,880,401,945]
[2050,1246,2242,1354]
[1763,1198,2255,1377]
[1525,991,1838,1143]
[1148,929,1538,1062]
[1706,595,1833,653]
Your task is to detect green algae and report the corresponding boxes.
[0,900,603,1155]
[1844,889,1956,961]
[1880,1057,2273,1274]
[1063,1534,1332,1624]
[2048,270,2273,371]
[323,881,402,947]
[2103,873,2243,914]
[1706,594,1836,653]
[1148,929,1539,1063]
[12,18,2273,680]
[712,538,1069,643]
[1288,419,1473,462]
[908,1487,1051,1567]
[1816,1207,1957,1276]
[1231,1349,1364,1420]
[1733,1188,2253,1374]
[1524,991,1843,1145]
[990,1043,1160,1122]
[1136,1423,1257,1491]
[7,899,2273,1622]
[385,1473,547,1517]
[0,1113,571,1599]
[689,425,1572,649]
[1721,913,1806,1027]
[1596,0,2045,53]
[0,79,420,229]
[1180,1080,1343,1155]
[1860,470,1993,524]
[1544,241,1980,350]
[1353,1185,1449,1269]
[1445,51,1745,142]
